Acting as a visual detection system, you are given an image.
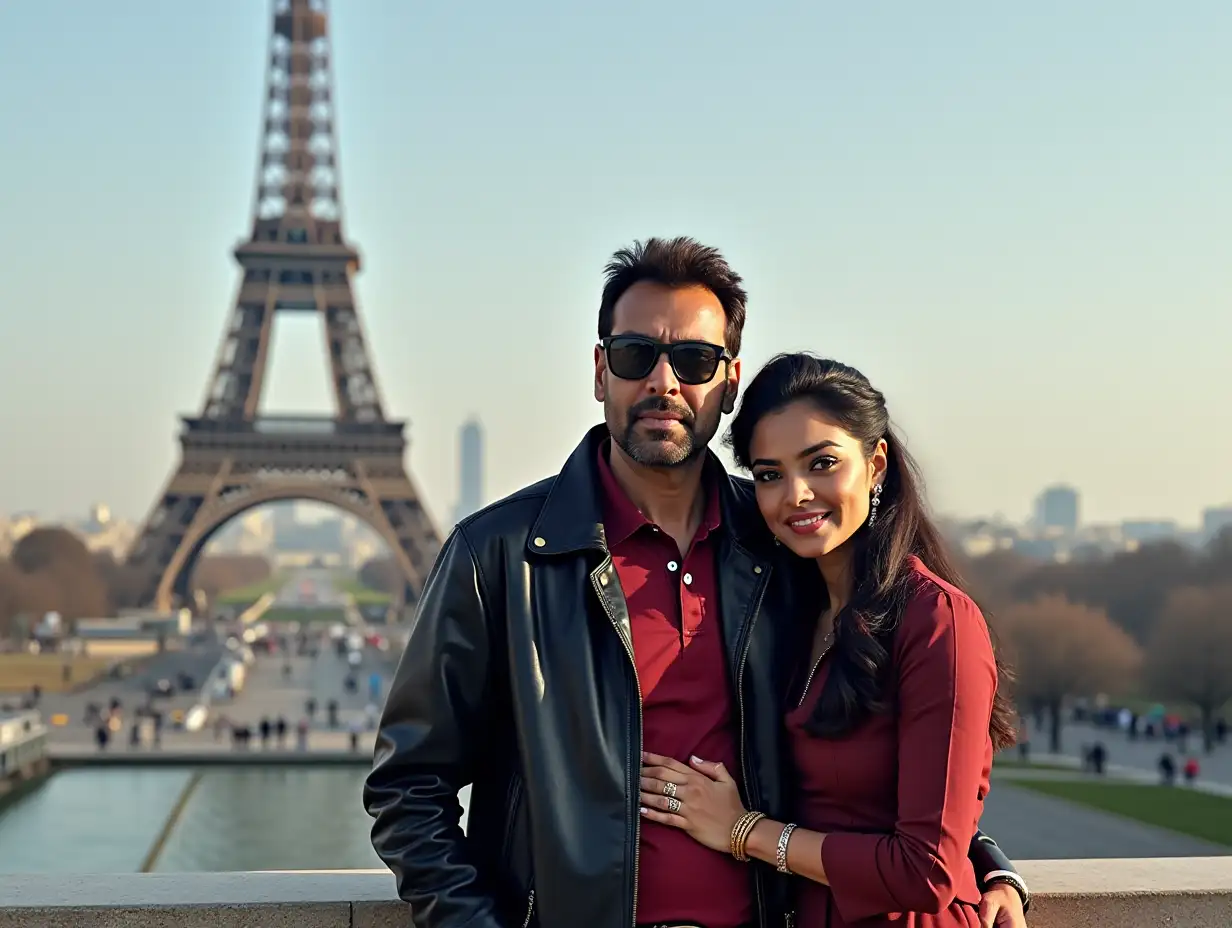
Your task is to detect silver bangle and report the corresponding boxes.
[776,823,797,874]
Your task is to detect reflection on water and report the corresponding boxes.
[0,765,461,874]
[154,767,382,872]
[0,768,193,873]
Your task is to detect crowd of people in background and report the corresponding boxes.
[1012,697,1225,790]
[0,619,390,755]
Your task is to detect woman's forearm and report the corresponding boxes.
[744,818,831,885]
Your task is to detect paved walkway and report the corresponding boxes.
[1002,750,1232,799]
[39,623,399,757]
[1025,718,1232,788]
[47,730,377,759]
[28,640,224,727]
[980,780,1228,860]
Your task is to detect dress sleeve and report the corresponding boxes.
[820,588,996,921]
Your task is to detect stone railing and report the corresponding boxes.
[2,860,1232,927]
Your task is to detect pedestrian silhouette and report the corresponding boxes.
[1184,756,1200,785]
[1159,753,1176,786]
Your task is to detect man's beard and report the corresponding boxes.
[609,397,720,468]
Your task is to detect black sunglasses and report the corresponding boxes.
[600,335,731,386]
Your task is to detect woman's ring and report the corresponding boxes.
[663,782,677,798]
[666,797,681,814]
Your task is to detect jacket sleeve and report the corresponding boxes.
[821,589,997,921]
[969,829,1025,886]
[363,526,506,928]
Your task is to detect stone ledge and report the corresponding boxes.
[3,860,1232,927]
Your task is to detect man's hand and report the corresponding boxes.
[978,881,1026,928]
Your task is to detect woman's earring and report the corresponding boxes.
[868,485,883,528]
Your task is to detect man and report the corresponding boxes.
[365,238,1030,928]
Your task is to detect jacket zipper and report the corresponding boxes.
[502,774,535,926]
[736,563,770,928]
[521,888,535,928]
[796,644,833,709]
[592,559,643,928]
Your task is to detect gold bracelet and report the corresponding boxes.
[730,811,765,862]
[729,812,757,859]
[729,808,758,862]
[729,812,752,858]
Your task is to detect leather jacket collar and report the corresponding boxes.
[527,423,774,558]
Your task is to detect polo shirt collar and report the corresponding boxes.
[596,439,723,548]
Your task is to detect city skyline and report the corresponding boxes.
[1,2,1229,530]
[5,467,1229,541]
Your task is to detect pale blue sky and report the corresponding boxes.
[1,1,1228,532]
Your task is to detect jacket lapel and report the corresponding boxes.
[526,424,784,668]
[712,463,776,675]
[527,425,609,558]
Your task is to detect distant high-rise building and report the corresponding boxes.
[1034,485,1080,534]
[270,501,303,550]
[453,418,485,525]
[1203,506,1232,543]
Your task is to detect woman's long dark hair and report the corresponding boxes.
[726,353,1018,750]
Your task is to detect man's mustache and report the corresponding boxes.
[629,398,694,425]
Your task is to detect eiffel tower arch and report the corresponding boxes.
[124,0,441,612]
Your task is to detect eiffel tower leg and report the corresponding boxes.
[354,463,441,604]
[126,459,237,611]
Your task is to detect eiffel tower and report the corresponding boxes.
[125,0,441,612]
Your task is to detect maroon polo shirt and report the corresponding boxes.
[597,443,752,928]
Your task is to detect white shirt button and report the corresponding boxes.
[683,572,693,585]
[667,560,678,572]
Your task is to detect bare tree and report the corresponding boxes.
[0,560,26,639]
[1145,584,1232,753]
[7,527,109,624]
[961,549,1039,610]
[1015,541,1195,644]
[93,553,149,611]
[191,555,273,606]
[999,595,1142,752]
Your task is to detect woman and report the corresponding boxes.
[639,354,1020,927]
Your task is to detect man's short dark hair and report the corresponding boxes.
[598,236,748,357]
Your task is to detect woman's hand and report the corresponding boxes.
[638,751,748,854]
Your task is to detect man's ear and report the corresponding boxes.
[721,358,741,414]
[594,344,606,402]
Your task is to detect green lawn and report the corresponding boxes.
[216,574,285,605]
[333,573,393,604]
[260,605,348,625]
[1012,779,1232,847]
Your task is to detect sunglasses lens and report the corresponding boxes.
[671,343,721,384]
[606,337,657,379]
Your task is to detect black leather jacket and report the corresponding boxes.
[365,426,1022,928]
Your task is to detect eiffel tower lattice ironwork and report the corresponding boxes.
[125,0,441,612]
